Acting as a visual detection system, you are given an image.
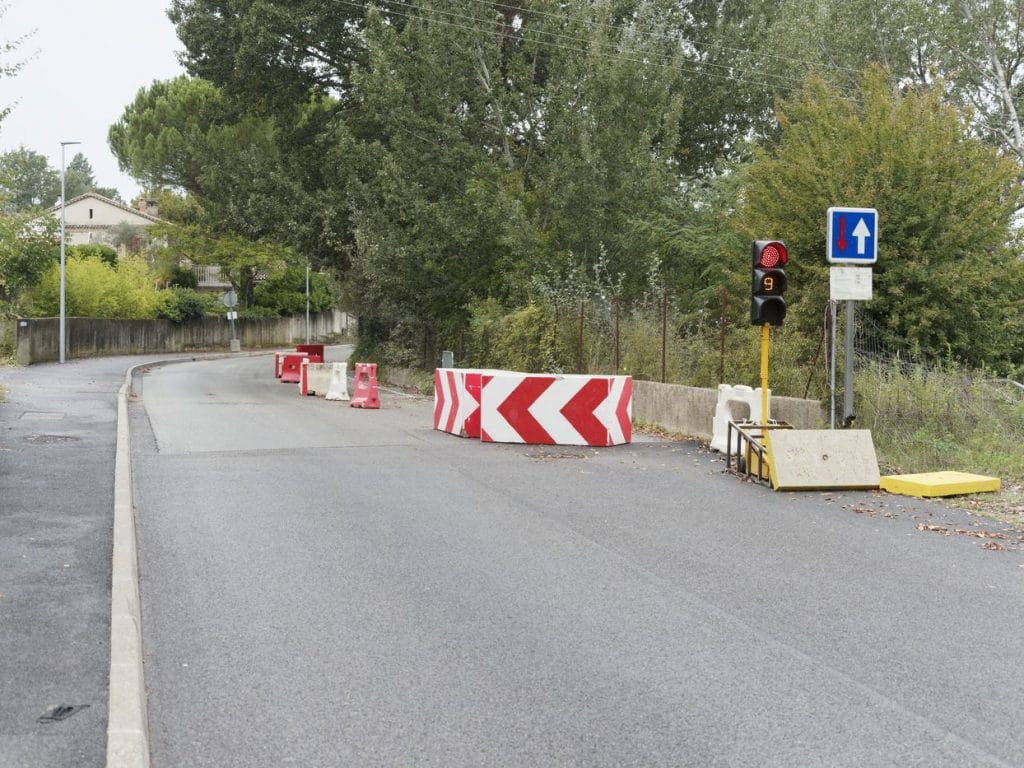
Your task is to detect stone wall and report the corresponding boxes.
[632,380,825,441]
[15,310,354,365]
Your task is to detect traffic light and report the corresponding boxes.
[750,240,788,326]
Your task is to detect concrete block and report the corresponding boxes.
[769,429,880,490]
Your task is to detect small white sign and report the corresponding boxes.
[830,266,873,301]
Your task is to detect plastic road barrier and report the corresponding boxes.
[295,344,325,362]
[325,363,350,401]
[350,363,380,409]
[280,354,309,384]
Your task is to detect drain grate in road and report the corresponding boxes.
[526,449,590,461]
[24,434,81,444]
[39,704,90,723]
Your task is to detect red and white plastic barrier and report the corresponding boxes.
[278,346,324,380]
[479,373,632,446]
[295,343,325,361]
[350,363,380,409]
[280,354,308,383]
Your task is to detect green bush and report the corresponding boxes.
[24,253,161,319]
[492,304,557,372]
[156,287,217,322]
[168,264,199,289]
[856,361,1024,478]
[253,266,333,316]
[465,301,558,372]
[68,243,117,266]
[465,298,504,367]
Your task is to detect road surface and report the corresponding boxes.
[131,351,1024,767]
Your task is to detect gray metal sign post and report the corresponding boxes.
[826,207,878,428]
[223,289,239,352]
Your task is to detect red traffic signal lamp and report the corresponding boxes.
[751,240,788,326]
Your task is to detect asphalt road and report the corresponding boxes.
[131,352,1024,767]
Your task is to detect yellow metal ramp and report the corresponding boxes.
[880,471,1000,498]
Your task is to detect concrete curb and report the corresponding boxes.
[105,354,264,768]
[103,347,347,767]
[106,365,149,768]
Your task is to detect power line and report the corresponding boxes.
[485,0,866,77]
[330,0,829,95]
[367,0,817,92]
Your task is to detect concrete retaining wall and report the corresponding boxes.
[633,380,825,440]
[16,310,354,365]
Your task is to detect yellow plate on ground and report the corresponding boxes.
[880,471,1000,497]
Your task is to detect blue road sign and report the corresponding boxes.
[827,207,878,264]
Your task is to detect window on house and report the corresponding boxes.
[89,209,93,219]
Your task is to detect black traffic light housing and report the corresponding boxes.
[750,240,788,326]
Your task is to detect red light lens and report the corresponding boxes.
[758,242,787,268]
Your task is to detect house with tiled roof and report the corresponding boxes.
[50,192,231,291]
[52,191,164,246]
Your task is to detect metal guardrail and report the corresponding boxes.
[725,420,794,486]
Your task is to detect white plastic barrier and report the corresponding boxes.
[709,384,768,454]
[325,362,350,401]
[299,361,335,397]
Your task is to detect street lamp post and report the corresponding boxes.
[305,261,311,344]
[59,140,81,364]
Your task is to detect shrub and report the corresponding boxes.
[168,264,199,289]
[495,304,559,372]
[24,252,161,319]
[156,287,216,322]
[856,361,1024,478]
[253,266,333,316]
[68,243,117,266]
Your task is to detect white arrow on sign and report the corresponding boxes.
[853,218,871,255]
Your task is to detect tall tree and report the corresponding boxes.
[0,147,58,211]
[0,2,31,125]
[63,152,120,201]
[168,0,369,112]
[109,76,225,192]
[929,0,1024,163]
[110,77,303,241]
[759,0,933,90]
[0,212,58,304]
[523,0,690,296]
[740,68,1024,368]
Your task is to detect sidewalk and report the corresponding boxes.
[0,354,202,768]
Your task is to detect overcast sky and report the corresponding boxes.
[0,0,185,202]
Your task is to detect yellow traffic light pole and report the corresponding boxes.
[760,323,773,477]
